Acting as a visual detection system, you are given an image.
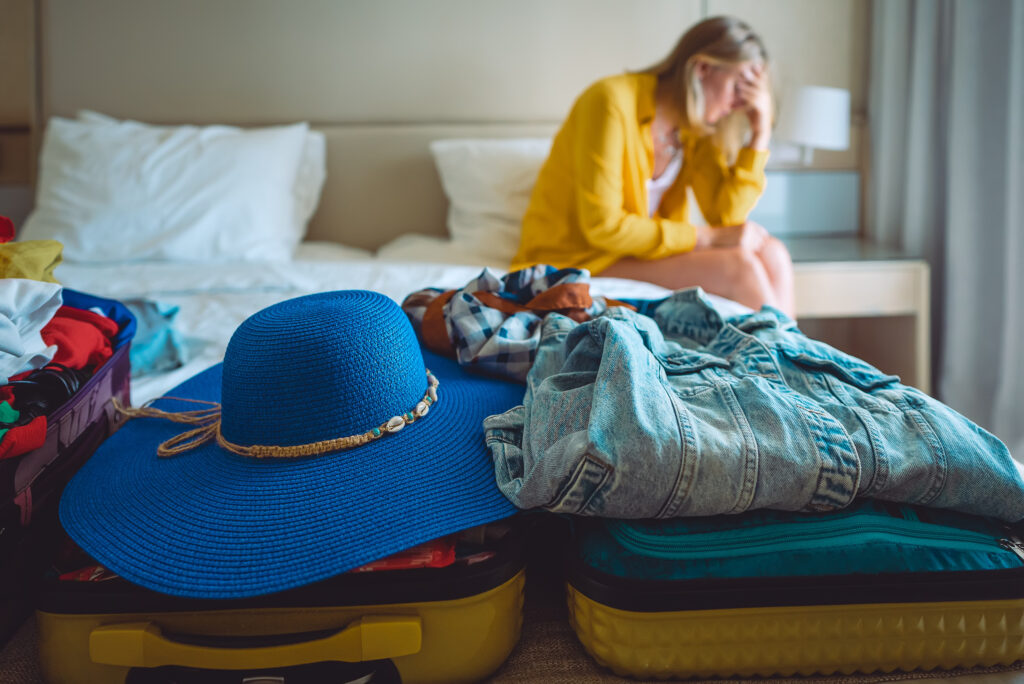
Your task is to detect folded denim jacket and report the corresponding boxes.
[484,288,1024,522]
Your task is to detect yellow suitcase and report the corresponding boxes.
[567,500,1024,679]
[37,524,524,684]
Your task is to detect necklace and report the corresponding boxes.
[655,124,681,153]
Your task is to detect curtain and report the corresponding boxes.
[868,0,1024,459]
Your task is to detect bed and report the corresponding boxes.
[54,247,677,406]
[2,1,1020,681]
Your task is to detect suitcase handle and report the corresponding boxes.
[88,615,422,669]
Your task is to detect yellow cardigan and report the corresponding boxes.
[511,73,769,274]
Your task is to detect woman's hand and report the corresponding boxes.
[695,221,770,251]
[737,63,772,150]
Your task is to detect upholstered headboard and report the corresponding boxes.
[38,0,867,250]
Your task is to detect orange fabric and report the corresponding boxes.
[420,290,457,356]
[474,283,596,322]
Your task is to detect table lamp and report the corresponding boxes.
[774,85,851,165]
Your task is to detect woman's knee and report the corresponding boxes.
[720,247,775,303]
[759,236,793,270]
[724,246,766,281]
[756,237,796,316]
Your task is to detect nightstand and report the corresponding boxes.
[786,237,931,394]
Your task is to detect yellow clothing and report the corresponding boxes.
[0,240,63,283]
[512,73,769,274]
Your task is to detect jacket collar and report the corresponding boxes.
[636,72,658,125]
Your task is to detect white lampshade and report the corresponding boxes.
[775,85,851,151]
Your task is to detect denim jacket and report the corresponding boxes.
[484,288,1024,522]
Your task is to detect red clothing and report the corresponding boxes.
[0,216,14,243]
[41,306,121,370]
[0,414,47,460]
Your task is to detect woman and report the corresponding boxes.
[511,16,795,316]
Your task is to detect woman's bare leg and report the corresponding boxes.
[601,247,781,312]
[755,236,796,317]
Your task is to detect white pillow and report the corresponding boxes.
[429,138,551,264]
[75,111,327,239]
[21,114,318,263]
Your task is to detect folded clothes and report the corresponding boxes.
[41,305,120,370]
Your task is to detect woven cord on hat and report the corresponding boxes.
[111,370,439,459]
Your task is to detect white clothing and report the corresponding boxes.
[646,149,683,217]
[0,279,62,384]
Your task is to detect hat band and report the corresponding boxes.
[113,370,440,459]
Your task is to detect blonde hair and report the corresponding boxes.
[642,16,772,161]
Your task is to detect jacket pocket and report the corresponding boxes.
[546,453,612,515]
[777,339,899,392]
[654,348,731,375]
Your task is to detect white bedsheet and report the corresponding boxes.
[55,248,680,403]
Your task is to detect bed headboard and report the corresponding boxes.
[38,0,867,250]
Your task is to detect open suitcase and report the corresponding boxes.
[36,520,525,684]
[567,499,1024,679]
[0,289,134,646]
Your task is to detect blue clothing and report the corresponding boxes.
[122,299,188,376]
[62,289,136,350]
[484,288,1024,522]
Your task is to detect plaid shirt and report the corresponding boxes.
[403,265,631,382]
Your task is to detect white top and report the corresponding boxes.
[0,279,61,384]
[646,149,683,217]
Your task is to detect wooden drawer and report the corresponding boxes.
[794,260,929,318]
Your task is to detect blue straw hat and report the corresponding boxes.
[59,290,523,599]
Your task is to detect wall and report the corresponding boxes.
[0,0,35,226]
[4,0,869,235]
[37,1,867,152]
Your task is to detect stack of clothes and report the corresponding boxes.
[0,215,135,648]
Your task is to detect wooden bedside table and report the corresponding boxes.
[785,237,932,394]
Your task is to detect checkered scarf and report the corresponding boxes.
[402,265,632,382]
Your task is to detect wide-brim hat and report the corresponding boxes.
[59,290,523,599]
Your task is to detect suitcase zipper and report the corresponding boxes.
[607,516,1021,561]
[998,532,1024,561]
